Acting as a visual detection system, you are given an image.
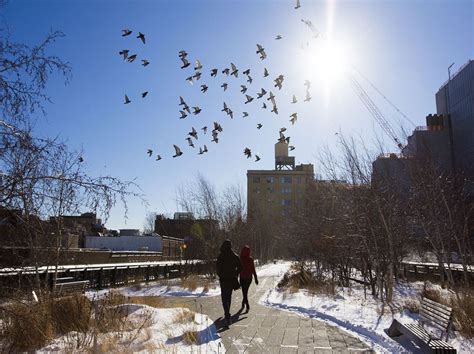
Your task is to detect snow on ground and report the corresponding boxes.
[256,260,292,278]
[40,305,223,353]
[260,274,473,353]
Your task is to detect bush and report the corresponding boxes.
[451,289,474,338]
[278,265,336,296]
[51,294,92,335]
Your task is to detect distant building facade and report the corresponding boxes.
[247,141,314,220]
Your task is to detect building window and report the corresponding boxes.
[281,199,291,206]
[253,187,260,194]
[267,187,274,193]
[281,187,292,194]
[253,176,261,183]
[280,176,292,184]
[266,177,275,183]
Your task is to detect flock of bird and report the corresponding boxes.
[121,0,313,163]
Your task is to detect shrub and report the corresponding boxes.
[451,289,474,338]
[182,330,200,345]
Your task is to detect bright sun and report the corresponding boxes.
[317,41,348,81]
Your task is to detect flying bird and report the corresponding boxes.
[255,155,261,162]
[188,127,198,139]
[292,95,297,104]
[121,28,132,36]
[200,84,208,93]
[213,122,223,132]
[156,155,162,161]
[181,57,190,69]
[262,103,267,109]
[257,123,263,129]
[183,104,191,114]
[194,59,202,71]
[240,85,248,94]
[186,76,193,84]
[264,68,269,77]
[257,88,267,99]
[137,32,146,44]
[275,35,282,40]
[230,63,238,77]
[210,68,218,77]
[124,95,131,104]
[126,54,137,63]
[289,146,295,151]
[203,145,208,153]
[192,106,202,115]
[244,147,252,158]
[179,96,187,106]
[179,111,187,119]
[222,102,229,113]
[119,49,129,60]
[211,130,219,143]
[227,109,234,119]
[193,71,202,81]
[222,68,230,76]
[256,44,267,60]
[173,145,183,158]
[221,83,228,91]
[245,95,254,104]
[247,75,253,84]
[243,112,249,118]
[304,90,312,102]
[290,113,298,125]
[178,50,188,59]
[267,91,276,105]
[280,127,287,133]
[274,75,285,90]
[142,91,148,98]
[198,146,204,155]
[141,59,150,66]
[295,0,301,9]
[78,156,84,163]
[201,126,207,134]
[186,137,195,148]
[243,69,250,75]
[147,149,153,157]
[271,105,279,114]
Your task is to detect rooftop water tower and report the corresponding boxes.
[275,141,295,170]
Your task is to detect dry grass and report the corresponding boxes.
[278,266,336,297]
[173,309,196,324]
[182,330,200,345]
[402,299,420,314]
[451,289,474,338]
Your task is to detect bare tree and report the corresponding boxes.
[143,212,157,234]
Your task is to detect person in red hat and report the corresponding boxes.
[239,245,258,312]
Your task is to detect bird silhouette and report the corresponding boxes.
[227,109,234,119]
[275,35,282,40]
[257,88,267,99]
[267,91,276,104]
[173,145,183,158]
[230,63,238,77]
[243,69,250,75]
[119,49,129,60]
[183,104,191,114]
[222,68,230,76]
[262,103,267,109]
[188,127,198,139]
[245,95,254,104]
[194,59,203,71]
[126,54,137,63]
[192,106,202,115]
[193,71,202,81]
[179,96,187,106]
[198,146,204,155]
[201,126,207,134]
[256,44,267,60]
[203,145,208,153]
[142,91,148,98]
[295,0,301,9]
[257,123,263,129]
[222,102,229,113]
[141,59,150,66]
[211,132,219,143]
[178,50,188,59]
[243,112,249,118]
[210,68,218,77]
[186,76,193,85]
[271,105,279,114]
[240,85,248,94]
[179,111,187,119]
[247,75,253,84]
[221,83,228,91]
[124,95,131,104]
[147,149,153,157]
[290,113,298,125]
[289,145,295,151]
[280,127,287,133]
[156,155,162,161]
[186,137,195,148]
[121,29,132,36]
[264,68,269,77]
[244,147,252,158]
[78,156,84,163]
[304,90,312,102]
[137,32,146,44]
[200,84,208,93]
[213,122,223,132]
[274,75,284,90]
[292,95,297,104]
[255,155,261,162]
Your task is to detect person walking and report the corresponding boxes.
[239,245,258,312]
[216,239,241,326]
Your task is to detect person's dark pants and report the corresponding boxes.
[220,282,233,320]
[240,278,252,307]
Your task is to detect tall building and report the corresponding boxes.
[247,141,314,220]
[435,60,474,180]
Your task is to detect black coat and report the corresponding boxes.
[216,240,241,287]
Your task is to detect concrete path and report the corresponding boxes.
[165,275,373,353]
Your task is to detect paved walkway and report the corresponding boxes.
[165,275,372,353]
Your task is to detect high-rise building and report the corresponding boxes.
[247,141,314,220]
[435,60,474,179]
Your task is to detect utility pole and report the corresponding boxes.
[447,62,456,171]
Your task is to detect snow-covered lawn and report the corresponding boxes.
[40,305,223,353]
[259,264,474,353]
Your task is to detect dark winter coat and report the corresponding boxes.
[216,240,241,287]
[239,246,258,282]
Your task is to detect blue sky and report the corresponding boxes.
[4,0,473,229]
